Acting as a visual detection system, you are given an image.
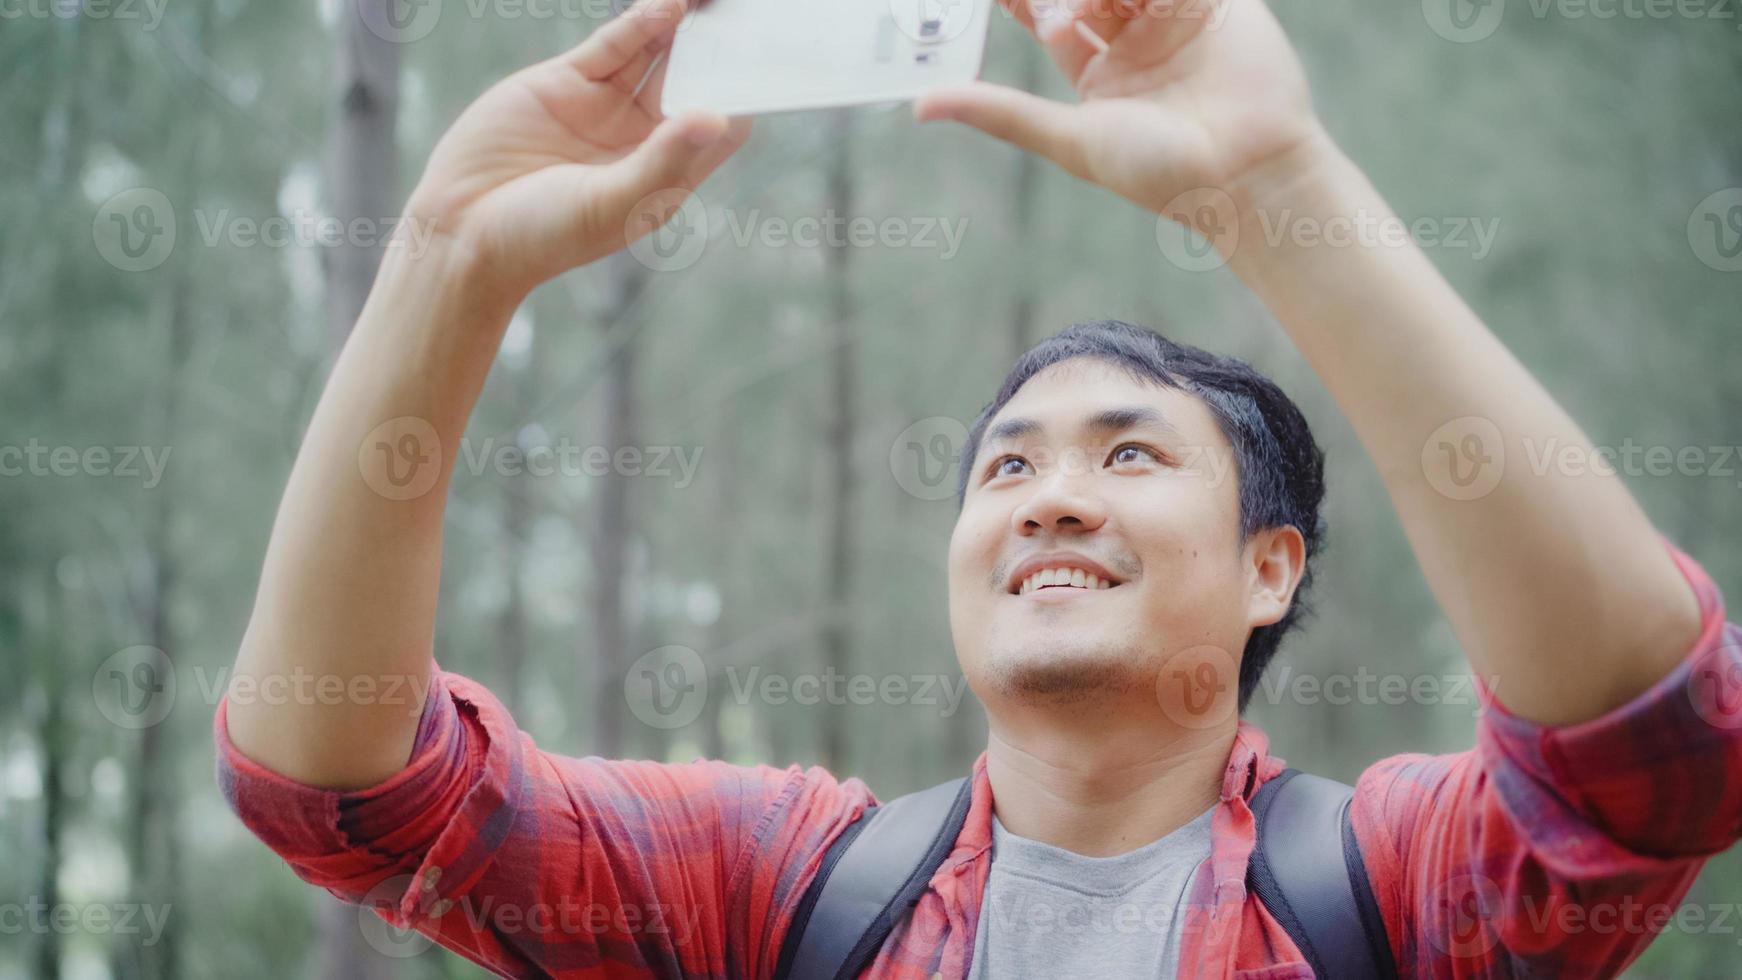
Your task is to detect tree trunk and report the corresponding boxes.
[497,307,549,718]
[700,408,740,760]
[119,268,189,980]
[819,111,856,772]
[499,467,531,716]
[34,573,66,980]
[588,253,646,757]
[1009,40,1043,360]
[33,15,84,978]
[318,3,402,978]
[325,0,402,353]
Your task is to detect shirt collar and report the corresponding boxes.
[945,719,1284,874]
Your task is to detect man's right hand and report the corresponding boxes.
[408,0,749,301]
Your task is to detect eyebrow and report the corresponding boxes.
[983,405,1179,446]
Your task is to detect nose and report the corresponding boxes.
[1010,470,1109,537]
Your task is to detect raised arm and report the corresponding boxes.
[225,0,748,789]
[914,0,1702,726]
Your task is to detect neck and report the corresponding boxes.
[983,720,1235,857]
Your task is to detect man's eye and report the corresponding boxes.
[1109,444,1161,467]
[991,455,1032,479]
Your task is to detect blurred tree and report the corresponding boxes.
[314,2,401,978]
[820,110,857,772]
[588,252,647,757]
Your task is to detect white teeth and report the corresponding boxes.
[1016,567,1118,593]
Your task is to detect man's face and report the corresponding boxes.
[948,359,1289,719]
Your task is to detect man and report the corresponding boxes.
[215,0,1742,975]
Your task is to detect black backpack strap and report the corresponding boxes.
[1246,768,1398,980]
[775,777,972,980]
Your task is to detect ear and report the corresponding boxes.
[1244,525,1306,630]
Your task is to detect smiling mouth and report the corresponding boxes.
[1013,566,1123,596]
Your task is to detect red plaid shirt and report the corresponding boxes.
[216,544,1742,978]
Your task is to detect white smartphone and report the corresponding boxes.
[661,0,995,117]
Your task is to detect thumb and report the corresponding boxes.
[914,83,1089,179]
[590,111,732,218]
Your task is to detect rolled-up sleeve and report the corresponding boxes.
[214,668,521,911]
[215,667,874,978]
[1475,544,1742,866]
[1353,542,1742,977]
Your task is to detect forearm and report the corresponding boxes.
[1226,130,1702,726]
[227,240,516,788]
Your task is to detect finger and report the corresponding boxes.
[1068,0,1146,46]
[678,115,751,185]
[912,82,1089,179]
[607,29,671,95]
[1028,0,1110,85]
[997,0,1038,33]
[631,46,674,115]
[567,0,689,82]
[587,111,734,218]
[1131,0,1223,63]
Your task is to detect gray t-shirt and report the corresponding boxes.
[966,804,1216,979]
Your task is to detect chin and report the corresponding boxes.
[980,638,1153,706]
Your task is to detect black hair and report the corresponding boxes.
[957,320,1327,713]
